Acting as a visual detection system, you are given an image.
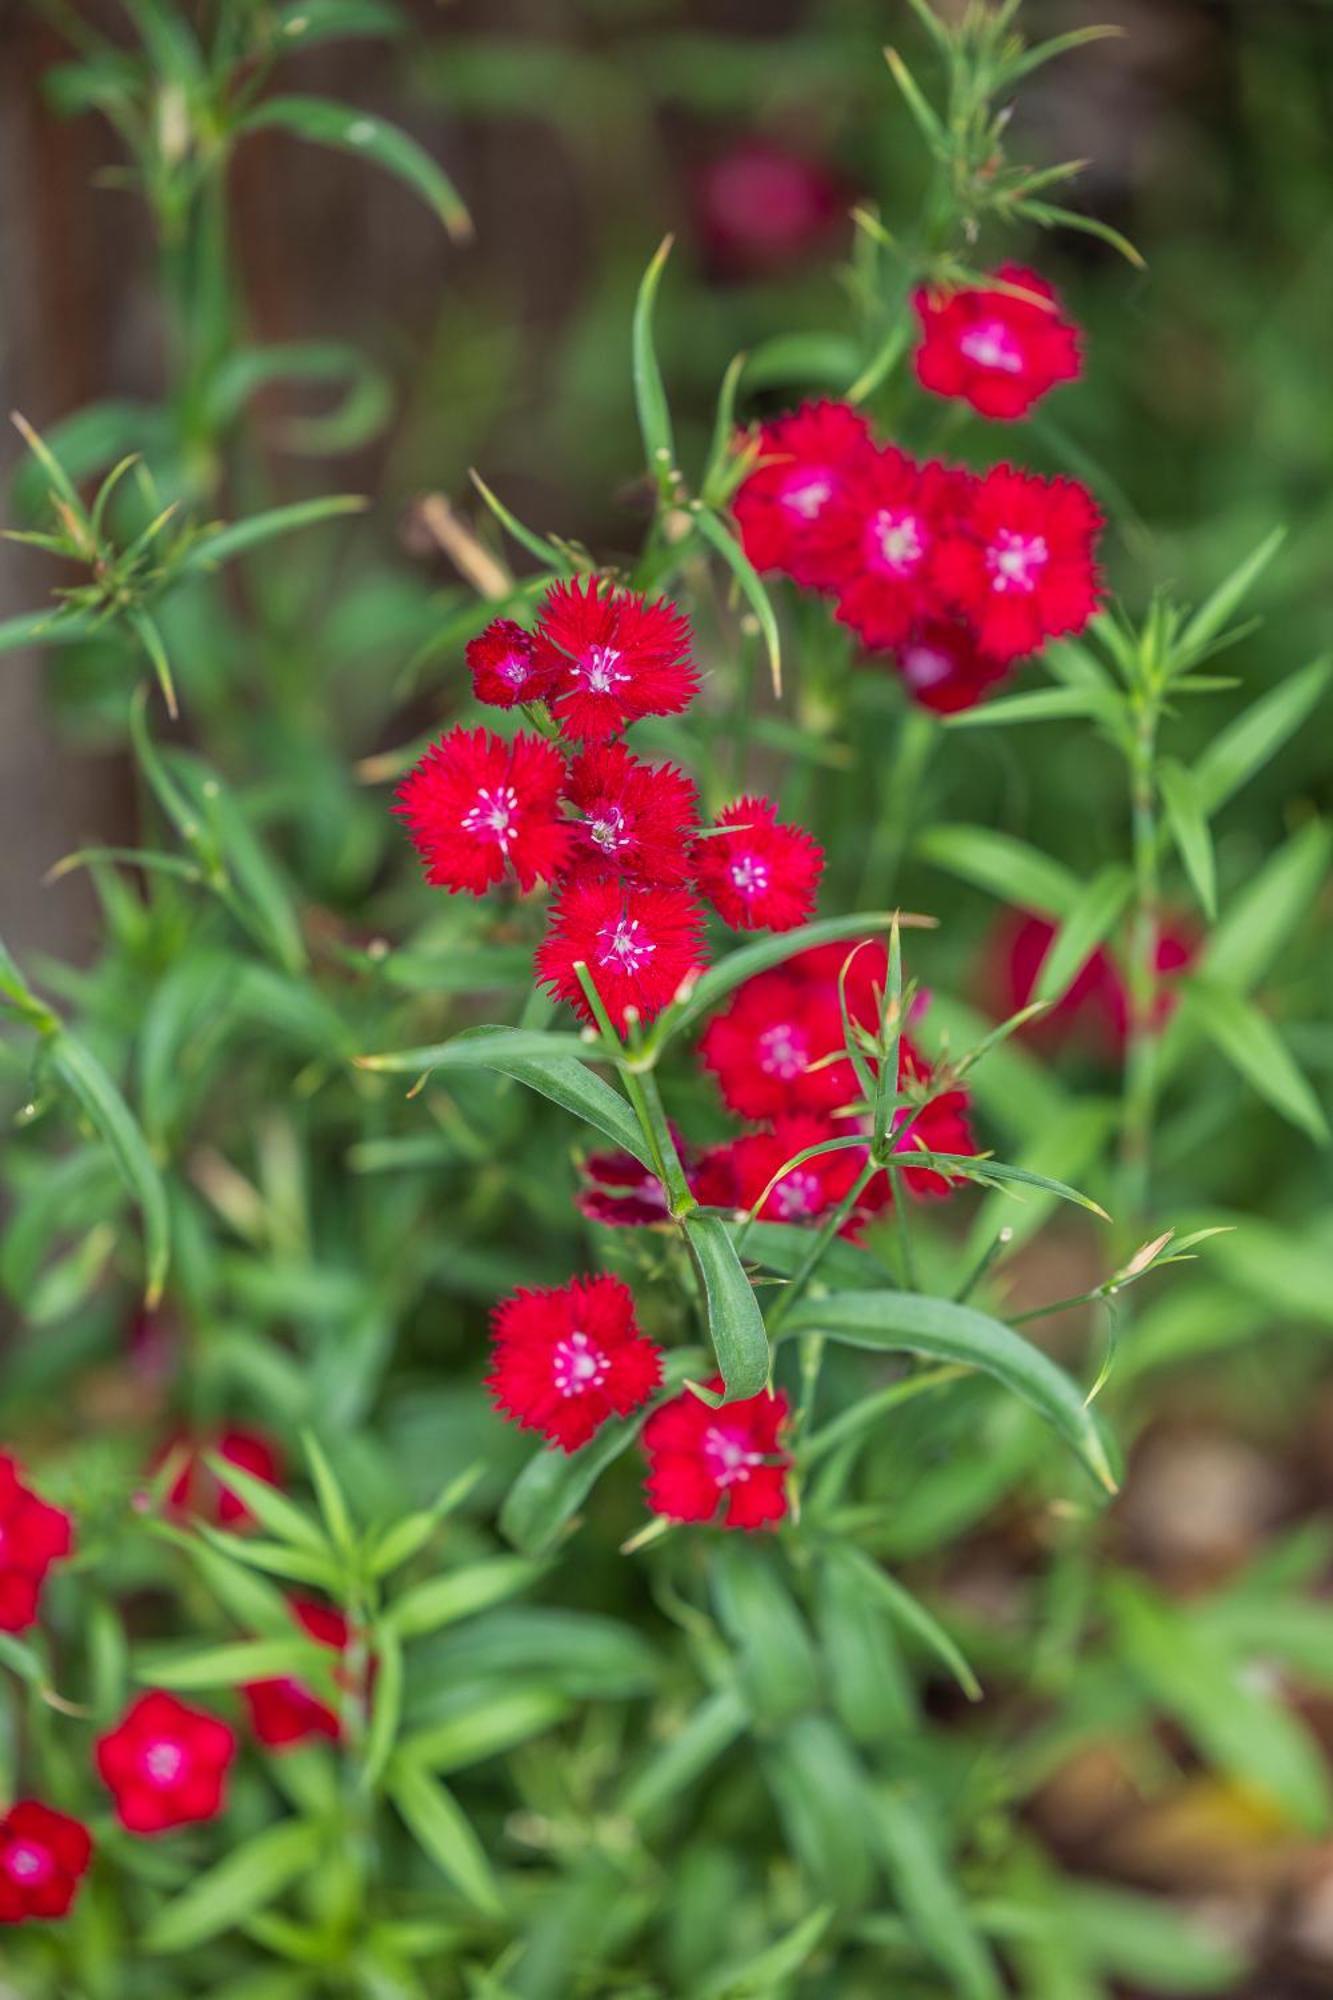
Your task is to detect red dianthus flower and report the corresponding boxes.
[913,264,1082,421]
[159,1427,282,1530]
[536,578,698,741]
[643,1378,790,1531]
[95,1692,235,1835]
[487,1274,662,1452]
[698,956,859,1121]
[723,1115,865,1223]
[819,446,973,652]
[0,1455,73,1635]
[691,139,848,279]
[465,617,557,709]
[883,617,1013,715]
[994,909,1193,1054]
[396,727,569,896]
[242,1598,355,1750]
[0,1801,91,1924]
[732,401,874,589]
[563,743,699,885]
[537,879,706,1032]
[936,464,1102,662]
[692,797,824,932]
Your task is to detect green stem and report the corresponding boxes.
[855,703,937,908]
[1118,692,1162,1228]
[767,1162,877,1336]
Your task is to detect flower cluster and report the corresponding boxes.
[731,269,1097,713]
[398,577,825,1031]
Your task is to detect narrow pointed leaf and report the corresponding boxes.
[241,97,472,239]
[684,1211,770,1400]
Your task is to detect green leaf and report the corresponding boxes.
[711,1540,819,1724]
[143,1819,322,1953]
[47,1033,169,1307]
[1108,1574,1331,1832]
[203,1459,331,1554]
[963,1099,1116,1258]
[399,1688,568,1773]
[684,1211,770,1400]
[663,911,910,1044]
[632,235,676,482]
[1180,981,1328,1144]
[835,1547,980,1701]
[500,1349,705,1556]
[741,330,861,394]
[1034,866,1134,1003]
[469,470,571,572]
[695,506,782,697]
[1199,818,1329,995]
[387,1759,501,1914]
[239,97,472,240]
[942,686,1110,730]
[777,1292,1116,1493]
[1159,760,1216,916]
[915,824,1078,918]
[1193,656,1331,815]
[181,494,368,571]
[362,1624,403,1786]
[206,342,393,455]
[765,1716,875,1911]
[271,0,407,51]
[356,1027,595,1076]
[388,1558,543,1640]
[134,1639,332,1691]
[883,46,946,156]
[1179,526,1286,659]
[699,1905,832,2000]
[1015,198,1145,270]
[620,1687,748,1826]
[816,1546,916,1741]
[920,1154,1108,1220]
[871,1790,1005,2000]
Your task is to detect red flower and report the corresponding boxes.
[882,617,1013,715]
[537,879,706,1032]
[487,1274,662,1451]
[913,264,1082,421]
[994,910,1193,1053]
[698,955,860,1121]
[692,797,824,932]
[536,578,698,741]
[819,447,973,651]
[723,1115,864,1223]
[0,1456,73,1635]
[643,1378,790,1531]
[396,727,569,896]
[243,1598,354,1750]
[0,1801,91,1924]
[577,1147,673,1228]
[563,742,699,885]
[465,618,557,709]
[732,401,874,588]
[936,465,1102,662]
[159,1428,283,1529]
[890,1050,979,1199]
[691,138,847,278]
[95,1692,235,1835]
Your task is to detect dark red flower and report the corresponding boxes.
[563,742,699,885]
[465,617,557,709]
[913,264,1082,421]
[0,1456,73,1635]
[537,879,707,1032]
[487,1274,662,1451]
[536,578,698,742]
[159,1428,283,1530]
[242,1598,355,1750]
[0,1801,91,1924]
[643,1378,790,1530]
[994,909,1193,1053]
[890,1048,979,1198]
[936,464,1102,662]
[692,797,824,932]
[691,138,847,278]
[880,616,1013,714]
[819,447,973,652]
[577,1148,671,1228]
[396,727,569,896]
[732,401,874,589]
[96,1692,235,1835]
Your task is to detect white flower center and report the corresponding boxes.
[986,530,1049,594]
[551,1329,610,1398]
[576,644,630,695]
[589,805,629,854]
[870,508,925,576]
[773,1169,823,1219]
[756,1022,807,1080]
[702,1426,762,1488]
[901,643,952,690]
[596,917,654,976]
[4,1842,51,1884]
[729,852,769,897]
[498,649,532,688]
[959,320,1024,373]
[780,471,833,521]
[144,1740,185,1786]
[461,783,520,850]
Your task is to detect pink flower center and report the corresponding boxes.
[551,1330,611,1399]
[702,1426,762,1489]
[901,642,953,691]
[773,1169,823,1219]
[986,530,1049,594]
[756,1022,808,1080]
[959,319,1024,374]
[729,852,770,898]
[143,1740,185,1786]
[596,917,655,976]
[461,783,520,850]
[2,1841,53,1886]
[779,470,834,521]
[588,805,630,854]
[869,508,925,577]
[498,648,532,689]
[575,644,630,696]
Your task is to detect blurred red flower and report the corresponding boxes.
[0,1801,91,1923]
[0,1455,73,1635]
[96,1692,235,1834]
[913,264,1082,420]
